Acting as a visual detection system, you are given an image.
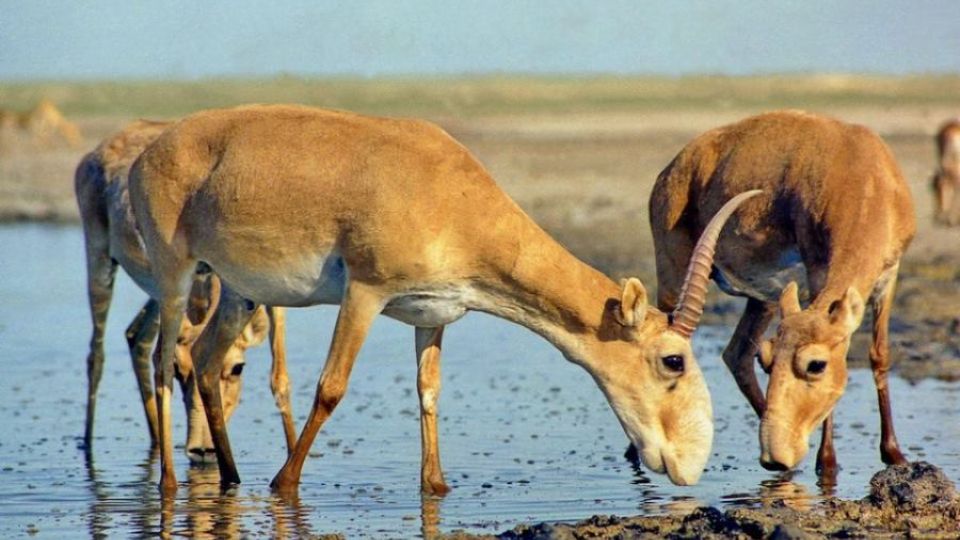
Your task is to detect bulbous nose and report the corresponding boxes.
[759,456,790,472]
[187,446,217,464]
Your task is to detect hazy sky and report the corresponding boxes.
[1,1,958,80]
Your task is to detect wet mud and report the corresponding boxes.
[479,462,960,539]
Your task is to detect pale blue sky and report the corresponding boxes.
[1,1,957,80]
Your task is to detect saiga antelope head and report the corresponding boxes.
[591,190,762,485]
[172,274,270,463]
[756,281,865,470]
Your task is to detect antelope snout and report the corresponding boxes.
[662,451,705,486]
[638,410,713,486]
[758,417,808,472]
[759,456,791,472]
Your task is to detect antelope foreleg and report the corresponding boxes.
[267,306,297,455]
[870,272,907,466]
[270,282,383,495]
[723,298,775,416]
[815,413,838,482]
[192,286,256,486]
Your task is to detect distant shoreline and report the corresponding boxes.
[1,74,959,118]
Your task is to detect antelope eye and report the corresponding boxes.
[661,355,685,374]
[806,359,827,375]
[230,363,245,377]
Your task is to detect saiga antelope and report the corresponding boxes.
[129,104,757,495]
[932,117,960,225]
[649,110,915,475]
[76,119,297,461]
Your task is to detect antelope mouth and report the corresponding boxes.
[662,450,704,486]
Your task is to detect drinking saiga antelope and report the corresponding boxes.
[76,119,297,461]
[649,110,915,475]
[932,117,960,225]
[128,104,757,494]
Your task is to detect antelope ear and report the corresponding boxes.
[779,281,802,317]
[237,307,269,348]
[829,286,865,335]
[616,278,649,327]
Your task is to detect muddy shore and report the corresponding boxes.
[3,92,960,537]
[443,462,959,539]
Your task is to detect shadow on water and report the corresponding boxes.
[2,224,960,537]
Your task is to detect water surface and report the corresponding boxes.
[2,224,958,538]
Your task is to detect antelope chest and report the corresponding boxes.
[713,246,809,302]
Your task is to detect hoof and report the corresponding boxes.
[218,464,242,487]
[421,480,451,497]
[816,458,838,477]
[220,473,241,488]
[881,447,907,466]
[159,477,178,496]
[270,473,299,497]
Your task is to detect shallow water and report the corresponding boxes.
[1,224,958,538]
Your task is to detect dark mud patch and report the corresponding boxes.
[455,462,960,539]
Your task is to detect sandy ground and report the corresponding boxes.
[4,103,960,537]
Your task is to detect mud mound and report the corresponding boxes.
[867,461,958,511]
[480,463,960,539]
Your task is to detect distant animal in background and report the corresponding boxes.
[648,110,915,477]
[932,117,960,225]
[0,99,83,151]
[75,119,297,462]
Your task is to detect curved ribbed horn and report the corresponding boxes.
[670,189,764,338]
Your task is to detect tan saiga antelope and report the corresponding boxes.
[650,110,915,475]
[76,119,297,461]
[932,117,960,225]
[128,104,756,495]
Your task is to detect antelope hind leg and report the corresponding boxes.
[416,326,450,496]
[125,300,161,445]
[82,244,117,449]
